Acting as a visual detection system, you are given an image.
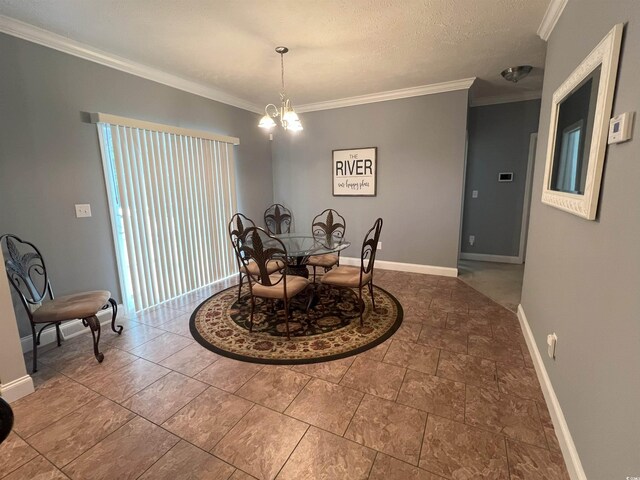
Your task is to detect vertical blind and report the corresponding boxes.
[96,115,238,313]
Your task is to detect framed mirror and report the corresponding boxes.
[541,23,623,220]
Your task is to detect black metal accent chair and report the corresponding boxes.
[308,209,346,282]
[0,234,123,373]
[228,213,284,301]
[264,203,292,235]
[320,218,383,326]
[237,227,310,339]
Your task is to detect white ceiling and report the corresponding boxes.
[0,0,549,110]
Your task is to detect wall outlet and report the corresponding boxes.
[377,241,382,250]
[75,204,92,218]
[472,190,478,198]
[547,333,558,359]
[469,235,475,246]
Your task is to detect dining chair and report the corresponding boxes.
[264,203,292,235]
[237,227,310,339]
[1,234,122,373]
[228,213,284,301]
[320,218,383,326]
[308,208,346,282]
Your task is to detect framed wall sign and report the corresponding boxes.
[332,147,377,196]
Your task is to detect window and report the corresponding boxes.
[95,114,239,312]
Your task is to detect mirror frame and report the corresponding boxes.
[541,23,623,220]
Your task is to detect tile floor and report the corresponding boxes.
[1,271,570,480]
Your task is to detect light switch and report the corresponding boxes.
[472,190,478,198]
[75,204,92,218]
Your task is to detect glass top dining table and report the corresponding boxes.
[271,234,351,258]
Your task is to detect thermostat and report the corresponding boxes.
[498,172,513,182]
[608,112,634,144]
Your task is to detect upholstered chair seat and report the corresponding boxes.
[307,253,339,269]
[32,290,111,323]
[251,275,310,299]
[320,266,372,288]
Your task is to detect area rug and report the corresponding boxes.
[189,284,403,364]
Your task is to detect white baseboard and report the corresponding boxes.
[20,304,124,354]
[517,304,586,480]
[0,375,35,403]
[340,257,458,277]
[460,252,522,264]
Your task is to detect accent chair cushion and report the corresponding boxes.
[307,253,339,268]
[251,275,310,300]
[32,290,111,323]
[241,259,285,276]
[320,266,371,288]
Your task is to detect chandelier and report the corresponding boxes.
[258,46,303,132]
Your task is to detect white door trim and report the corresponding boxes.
[518,132,538,263]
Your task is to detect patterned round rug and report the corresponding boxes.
[189,284,403,364]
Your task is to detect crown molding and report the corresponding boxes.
[296,78,476,113]
[470,90,542,107]
[0,15,263,114]
[537,0,568,41]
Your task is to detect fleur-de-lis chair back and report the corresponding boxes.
[228,213,256,300]
[237,227,310,339]
[320,218,383,326]
[0,234,122,372]
[308,209,347,281]
[264,203,292,235]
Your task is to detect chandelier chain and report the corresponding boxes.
[280,52,285,93]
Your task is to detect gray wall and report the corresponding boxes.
[521,1,640,478]
[461,99,540,257]
[272,91,468,268]
[0,34,273,336]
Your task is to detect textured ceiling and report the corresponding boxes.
[0,0,549,108]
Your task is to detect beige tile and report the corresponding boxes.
[28,365,63,390]
[536,401,554,429]
[104,322,166,351]
[382,339,440,374]
[138,440,235,480]
[290,357,354,383]
[63,416,178,480]
[212,405,308,480]
[445,313,492,337]
[544,427,562,454]
[128,332,193,362]
[356,340,391,361]
[340,357,405,400]
[396,370,465,422]
[162,386,253,450]
[391,322,423,342]
[56,346,138,386]
[277,426,375,480]
[285,378,363,435]
[467,335,524,366]
[3,455,68,480]
[0,432,38,477]
[507,440,570,480]
[27,397,135,468]
[413,310,448,329]
[230,470,258,480]
[430,297,468,314]
[130,305,186,327]
[195,357,263,392]
[159,343,221,377]
[236,366,309,412]
[465,385,546,448]
[156,313,193,337]
[86,358,170,403]
[417,326,468,354]
[121,371,208,424]
[11,376,98,438]
[344,394,427,465]
[436,350,498,390]
[496,363,545,402]
[419,415,509,479]
[369,453,441,480]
